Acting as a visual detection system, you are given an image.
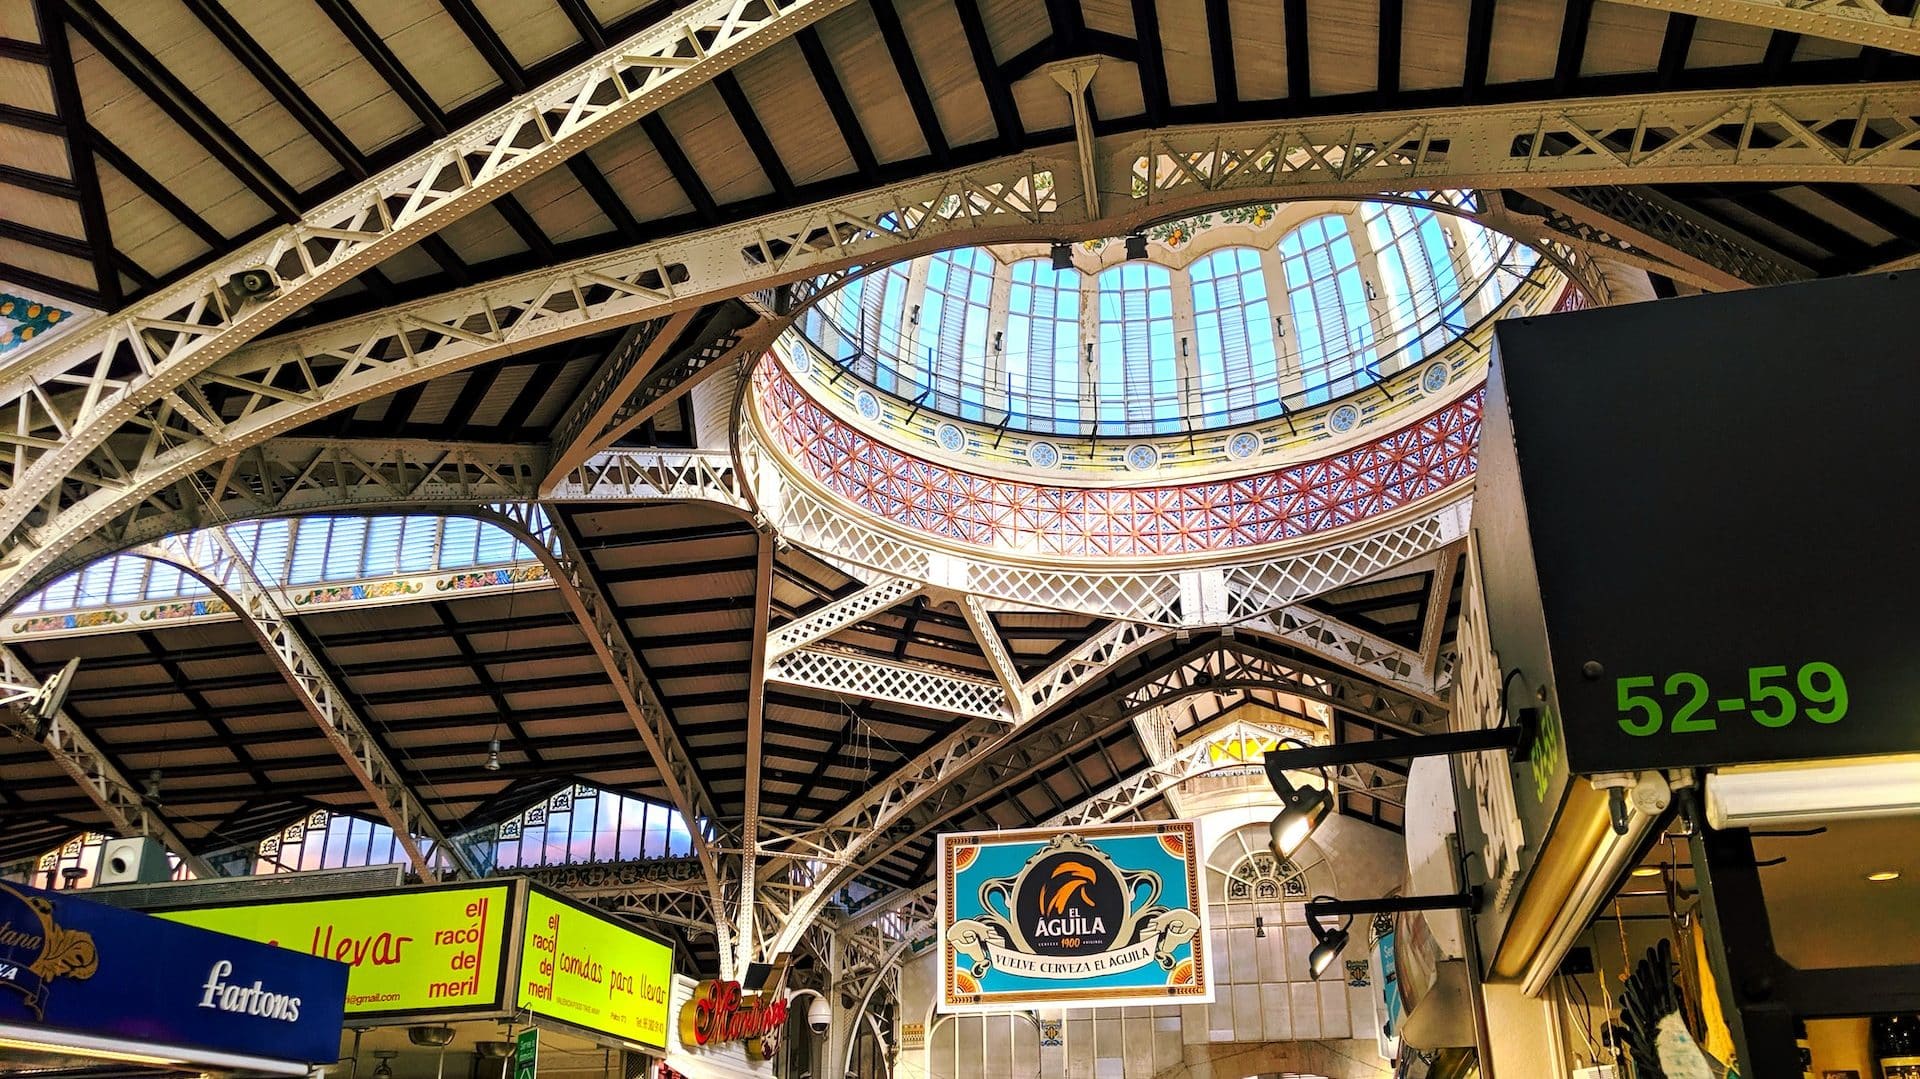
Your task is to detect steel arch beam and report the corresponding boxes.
[1597,0,1920,55]
[0,0,856,550]
[10,82,1920,607]
[489,502,742,978]
[0,644,217,878]
[137,528,471,880]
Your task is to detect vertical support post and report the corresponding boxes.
[1683,788,1799,1078]
[737,532,776,976]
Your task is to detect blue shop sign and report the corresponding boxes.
[0,881,348,1066]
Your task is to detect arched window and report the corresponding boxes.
[1095,262,1179,433]
[1190,247,1277,426]
[915,247,996,419]
[491,784,696,869]
[1279,215,1378,406]
[1004,259,1080,430]
[823,262,911,394]
[1363,201,1463,362]
[257,810,446,875]
[8,512,547,617]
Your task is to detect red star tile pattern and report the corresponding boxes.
[754,362,1481,558]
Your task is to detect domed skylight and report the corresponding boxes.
[792,195,1538,437]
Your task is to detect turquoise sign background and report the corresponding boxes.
[937,820,1212,1012]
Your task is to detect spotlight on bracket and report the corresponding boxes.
[1124,234,1148,260]
[1306,897,1351,980]
[1050,242,1074,270]
[1264,737,1333,859]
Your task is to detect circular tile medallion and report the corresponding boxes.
[1328,404,1361,433]
[1227,431,1260,460]
[1027,441,1060,469]
[855,390,881,421]
[936,422,966,453]
[1422,362,1451,394]
[1125,443,1162,471]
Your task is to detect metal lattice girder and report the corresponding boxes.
[517,857,710,899]
[10,84,1920,610]
[959,593,1027,717]
[1113,638,1443,732]
[601,887,723,938]
[1121,83,1920,212]
[0,644,216,878]
[1240,604,1442,705]
[1517,186,1811,290]
[524,505,739,972]
[543,307,774,490]
[544,449,749,507]
[766,574,923,661]
[1598,0,1920,55]
[544,313,689,483]
[142,527,469,880]
[0,0,856,551]
[30,440,545,590]
[766,647,1011,721]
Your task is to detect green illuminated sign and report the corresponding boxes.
[1614,663,1848,737]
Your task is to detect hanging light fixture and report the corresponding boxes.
[1306,897,1352,980]
[484,738,501,772]
[1124,233,1148,260]
[1050,242,1074,270]
[372,1050,398,1079]
[1264,738,1333,859]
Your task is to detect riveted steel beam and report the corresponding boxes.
[1599,0,1920,56]
[0,0,858,565]
[0,645,217,878]
[12,83,1919,608]
[140,527,470,880]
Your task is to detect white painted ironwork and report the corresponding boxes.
[747,417,1473,627]
[509,505,740,973]
[13,83,1917,608]
[544,449,749,507]
[766,575,923,661]
[1240,603,1442,704]
[766,647,1010,721]
[1597,0,1920,55]
[0,0,853,550]
[0,644,216,878]
[142,527,470,880]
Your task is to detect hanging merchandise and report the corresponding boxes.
[1611,939,1734,1079]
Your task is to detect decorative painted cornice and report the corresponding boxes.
[752,360,1481,560]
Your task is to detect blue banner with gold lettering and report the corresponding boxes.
[0,882,347,1065]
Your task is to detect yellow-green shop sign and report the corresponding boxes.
[154,880,673,1046]
[158,882,516,1020]
[517,889,673,1050]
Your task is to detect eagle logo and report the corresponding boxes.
[1038,861,1098,915]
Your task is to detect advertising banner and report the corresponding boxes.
[156,881,514,1021]
[936,819,1211,1012]
[0,881,347,1067]
[516,887,673,1050]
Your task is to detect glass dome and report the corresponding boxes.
[793,194,1537,437]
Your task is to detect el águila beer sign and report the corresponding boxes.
[936,820,1212,1011]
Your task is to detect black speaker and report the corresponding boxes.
[220,268,279,307]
